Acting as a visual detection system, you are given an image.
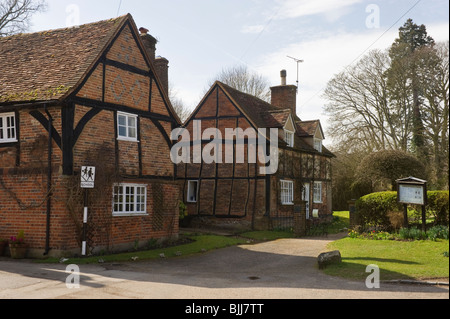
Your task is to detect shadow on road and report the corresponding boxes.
[0,240,448,296]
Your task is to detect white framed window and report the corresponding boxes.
[187,180,198,203]
[313,181,322,203]
[113,183,147,215]
[314,138,322,152]
[280,180,294,205]
[117,112,138,141]
[0,112,17,143]
[284,129,294,147]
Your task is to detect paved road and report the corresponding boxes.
[0,234,448,299]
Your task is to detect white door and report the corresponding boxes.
[302,183,310,219]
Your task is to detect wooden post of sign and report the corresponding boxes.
[403,204,409,228]
[421,205,426,232]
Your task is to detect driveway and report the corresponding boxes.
[0,233,448,299]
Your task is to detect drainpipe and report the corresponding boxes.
[43,104,53,256]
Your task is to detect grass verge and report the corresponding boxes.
[323,237,449,281]
[36,234,248,264]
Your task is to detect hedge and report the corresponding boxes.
[355,190,449,229]
[427,191,449,225]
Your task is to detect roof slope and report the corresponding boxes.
[215,81,334,156]
[0,15,129,103]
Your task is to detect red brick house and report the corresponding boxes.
[177,71,334,231]
[0,14,181,257]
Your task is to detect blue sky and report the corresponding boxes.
[30,0,449,141]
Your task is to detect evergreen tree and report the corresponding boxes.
[388,19,435,158]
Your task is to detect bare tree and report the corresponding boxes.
[207,65,271,102]
[0,0,47,37]
[323,49,407,152]
[168,84,192,123]
[324,42,449,189]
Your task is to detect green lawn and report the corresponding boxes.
[328,211,350,233]
[36,234,248,264]
[324,237,449,280]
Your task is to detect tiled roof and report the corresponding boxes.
[217,81,275,128]
[296,120,320,137]
[0,15,129,104]
[216,82,334,156]
[265,109,292,128]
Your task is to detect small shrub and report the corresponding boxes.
[348,229,359,238]
[179,201,188,220]
[398,227,422,240]
[427,225,449,241]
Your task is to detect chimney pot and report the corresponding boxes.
[270,69,297,115]
[280,69,287,85]
[139,27,149,35]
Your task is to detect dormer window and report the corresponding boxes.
[284,129,294,147]
[314,138,322,152]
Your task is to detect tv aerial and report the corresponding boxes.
[287,56,304,93]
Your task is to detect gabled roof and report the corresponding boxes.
[0,15,129,104]
[189,81,334,156]
[264,109,292,128]
[0,14,181,124]
[296,120,325,139]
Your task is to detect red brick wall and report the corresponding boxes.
[180,85,267,224]
[0,22,180,257]
[179,83,333,230]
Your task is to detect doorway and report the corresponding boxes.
[302,183,310,219]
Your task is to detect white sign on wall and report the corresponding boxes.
[80,166,95,188]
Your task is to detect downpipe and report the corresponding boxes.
[43,105,53,256]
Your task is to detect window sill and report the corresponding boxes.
[112,212,148,217]
[0,139,18,144]
[281,202,294,205]
[117,137,139,142]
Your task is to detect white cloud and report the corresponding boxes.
[427,22,450,42]
[274,0,363,20]
[254,28,402,131]
[254,20,449,135]
[241,24,265,34]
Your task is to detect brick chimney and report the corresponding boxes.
[154,56,169,95]
[139,27,169,94]
[139,27,157,62]
[270,70,297,115]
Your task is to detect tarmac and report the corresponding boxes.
[0,230,448,300]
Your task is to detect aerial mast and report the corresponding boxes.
[287,56,304,93]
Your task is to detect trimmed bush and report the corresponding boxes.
[427,191,449,225]
[355,191,402,230]
[355,190,449,229]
